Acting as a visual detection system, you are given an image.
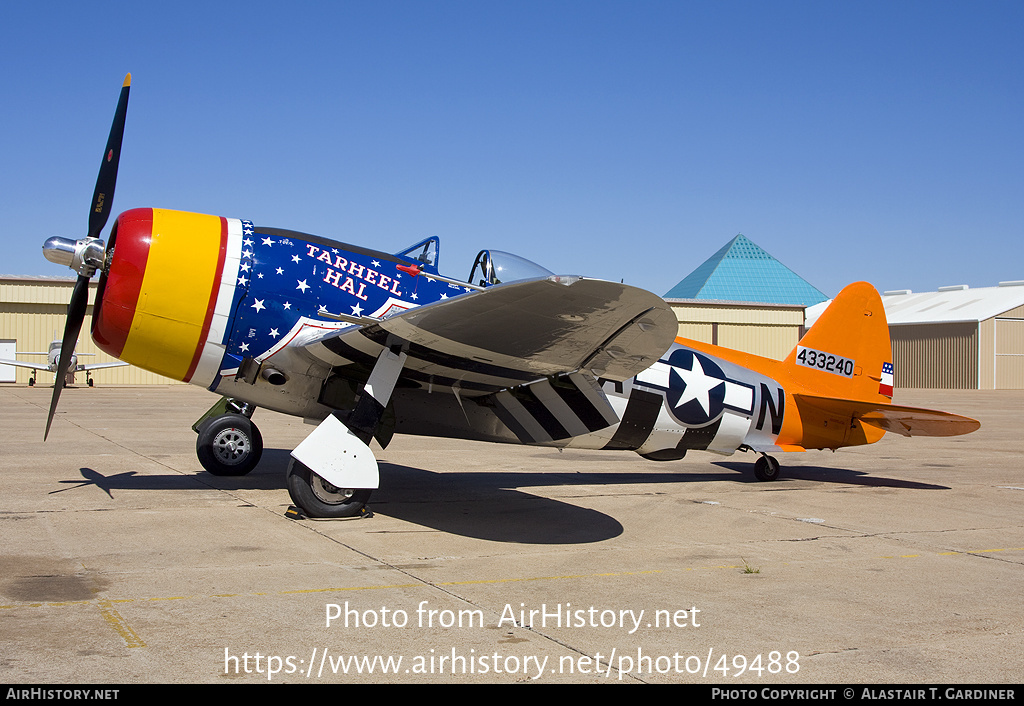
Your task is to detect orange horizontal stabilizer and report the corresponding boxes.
[794,394,981,438]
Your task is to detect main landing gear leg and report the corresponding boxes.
[193,398,264,477]
[287,345,407,519]
[753,453,781,482]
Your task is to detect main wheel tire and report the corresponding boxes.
[196,414,263,476]
[753,455,781,482]
[286,460,371,518]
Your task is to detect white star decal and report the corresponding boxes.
[269,328,280,339]
[243,237,253,247]
[292,255,301,264]
[283,302,291,309]
[238,275,248,286]
[440,293,448,300]
[276,267,284,275]
[262,237,274,247]
[371,260,380,268]
[411,292,418,300]
[297,279,310,293]
[670,355,720,416]
[239,342,249,352]
[257,273,264,279]
[240,262,250,272]
[251,299,266,313]
[351,303,364,316]
[242,249,253,259]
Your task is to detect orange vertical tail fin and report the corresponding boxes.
[785,281,893,404]
[781,282,980,447]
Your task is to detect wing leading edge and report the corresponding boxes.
[0,359,53,372]
[307,275,678,395]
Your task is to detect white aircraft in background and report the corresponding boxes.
[0,338,127,387]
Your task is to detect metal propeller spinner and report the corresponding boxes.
[42,74,131,439]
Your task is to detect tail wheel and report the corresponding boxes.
[286,459,371,518]
[754,455,781,482]
[196,413,263,476]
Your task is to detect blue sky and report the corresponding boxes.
[2,1,1021,297]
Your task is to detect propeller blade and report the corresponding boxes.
[44,275,90,439]
[46,74,131,438]
[88,73,131,241]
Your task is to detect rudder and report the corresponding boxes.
[785,282,893,403]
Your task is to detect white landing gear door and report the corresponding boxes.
[290,415,380,489]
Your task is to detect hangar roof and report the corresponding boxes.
[881,282,1024,325]
[808,281,1024,327]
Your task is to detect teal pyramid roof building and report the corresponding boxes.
[664,234,827,306]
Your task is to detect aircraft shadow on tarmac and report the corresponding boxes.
[53,449,948,544]
[710,461,951,490]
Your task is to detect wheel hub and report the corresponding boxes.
[212,428,250,465]
[310,475,356,505]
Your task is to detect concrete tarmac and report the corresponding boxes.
[0,384,1020,684]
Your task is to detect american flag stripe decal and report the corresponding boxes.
[879,362,894,398]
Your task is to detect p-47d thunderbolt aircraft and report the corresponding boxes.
[41,76,979,518]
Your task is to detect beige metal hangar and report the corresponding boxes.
[0,276,180,386]
[664,298,807,360]
[881,282,1024,390]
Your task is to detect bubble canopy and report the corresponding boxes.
[394,237,556,289]
[468,249,555,287]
